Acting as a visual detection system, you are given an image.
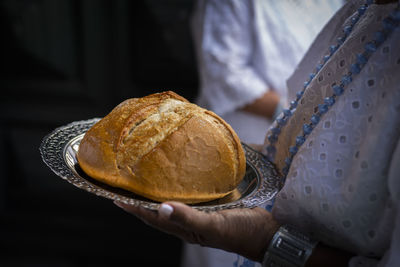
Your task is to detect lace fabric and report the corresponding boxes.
[270,2,400,266]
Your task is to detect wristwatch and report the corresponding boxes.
[262,225,318,267]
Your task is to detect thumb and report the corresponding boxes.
[164,201,213,232]
[163,201,221,246]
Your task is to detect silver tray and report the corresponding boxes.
[40,118,282,212]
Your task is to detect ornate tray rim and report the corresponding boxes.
[40,118,282,212]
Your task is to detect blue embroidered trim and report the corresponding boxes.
[264,1,400,177]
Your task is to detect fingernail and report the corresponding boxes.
[159,203,174,218]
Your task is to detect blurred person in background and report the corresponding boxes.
[183,1,343,266]
[190,0,343,145]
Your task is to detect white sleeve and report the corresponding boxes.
[194,0,269,115]
[349,138,400,267]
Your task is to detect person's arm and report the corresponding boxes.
[114,201,355,266]
[193,0,277,117]
[115,202,279,261]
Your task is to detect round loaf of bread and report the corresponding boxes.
[77,91,246,203]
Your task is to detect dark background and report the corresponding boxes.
[0,0,198,266]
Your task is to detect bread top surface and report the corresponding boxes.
[77,91,246,203]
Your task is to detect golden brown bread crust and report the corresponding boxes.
[77,91,246,203]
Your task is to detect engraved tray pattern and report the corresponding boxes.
[40,118,282,211]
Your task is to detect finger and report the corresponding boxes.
[165,201,215,233]
[160,202,221,245]
[114,201,188,236]
[114,201,220,246]
[114,201,158,222]
[115,201,213,232]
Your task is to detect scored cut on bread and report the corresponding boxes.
[77,91,246,203]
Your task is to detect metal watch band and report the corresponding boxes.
[262,225,318,267]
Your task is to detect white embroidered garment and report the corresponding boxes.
[191,0,342,144]
[268,1,400,266]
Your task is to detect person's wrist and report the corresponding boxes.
[256,217,281,262]
[241,90,280,119]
